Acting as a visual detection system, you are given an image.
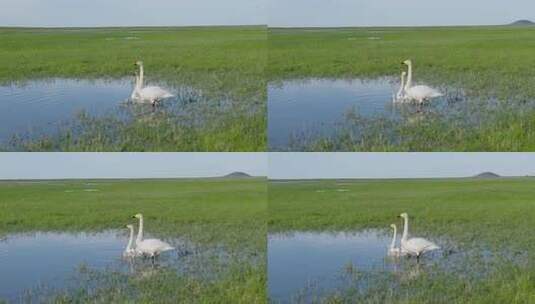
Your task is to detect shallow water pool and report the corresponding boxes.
[268,78,464,149]
[0,78,195,145]
[0,79,136,142]
[0,231,180,302]
[268,230,397,302]
[268,78,402,148]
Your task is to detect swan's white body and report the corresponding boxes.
[133,213,175,258]
[388,224,406,257]
[131,61,174,105]
[399,213,439,261]
[392,71,407,103]
[123,224,137,258]
[402,60,443,104]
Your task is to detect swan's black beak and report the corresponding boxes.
[131,216,136,218]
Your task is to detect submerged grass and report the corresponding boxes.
[0,26,266,151]
[7,103,265,152]
[298,103,535,152]
[0,178,267,303]
[30,261,265,304]
[269,177,535,302]
[269,26,535,151]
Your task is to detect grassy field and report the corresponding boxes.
[0,178,267,303]
[269,177,535,303]
[269,26,535,151]
[0,26,266,151]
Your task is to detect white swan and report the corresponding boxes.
[402,59,443,104]
[399,212,440,262]
[132,61,174,106]
[387,223,405,257]
[133,213,175,261]
[392,71,407,103]
[123,224,137,258]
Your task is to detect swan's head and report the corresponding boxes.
[126,224,134,229]
[133,213,143,219]
[402,59,412,66]
[390,223,396,229]
[399,212,408,219]
[401,71,407,77]
[135,60,143,66]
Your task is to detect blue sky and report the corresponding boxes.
[2,0,531,27]
[0,0,266,27]
[269,153,535,179]
[0,153,267,179]
[3,153,534,179]
[270,0,535,27]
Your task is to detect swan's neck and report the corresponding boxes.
[131,74,140,99]
[390,226,397,249]
[139,65,144,88]
[405,63,413,90]
[401,216,409,242]
[397,74,405,96]
[126,228,134,250]
[136,217,144,243]
[135,74,141,90]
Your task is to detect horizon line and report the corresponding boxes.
[1,21,530,29]
[0,176,267,181]
[268,22,529,29]
[0,24,266,29]
[269,174,535,181]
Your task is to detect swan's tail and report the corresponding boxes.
[164,245,176,251]
[431,91,444,98]
[425,243,440,251]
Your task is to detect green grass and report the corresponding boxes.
[0,178,267,303]
[0,26,266,151]
[269,177,535,303]
[269,26,535,151]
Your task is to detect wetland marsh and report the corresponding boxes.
[268,177,535,303]
[268,26,535,151]
[0,178,267,303]
[0,26,266,151]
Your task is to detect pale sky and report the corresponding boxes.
[0,153,267,179]
[269,0,535,27]
[3,153,534,180]
[2,0,531,28]
[0,0,266,27]
[269,153,535,179]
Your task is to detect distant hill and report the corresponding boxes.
[474,172,500,179]
[509,20,535,26]
[224,172,252,178]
